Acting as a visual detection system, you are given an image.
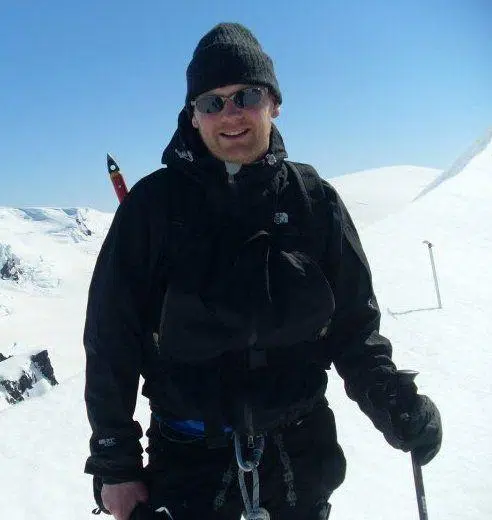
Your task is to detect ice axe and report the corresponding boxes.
[397,370,429,520]
[107,153,129,203]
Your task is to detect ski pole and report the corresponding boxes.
[411,452,428,520]
[397,370,429,520]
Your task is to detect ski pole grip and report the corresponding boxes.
[395,369,419,408]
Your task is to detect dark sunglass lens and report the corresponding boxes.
[196,95,224,114]
[234,88,263,109]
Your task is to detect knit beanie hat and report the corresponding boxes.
[186,23,282,108]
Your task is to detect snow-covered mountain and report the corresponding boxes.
[1,130,491,519]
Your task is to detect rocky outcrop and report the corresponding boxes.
[0,349,58,406]
[31,350,58,386]
[75,214,92,236]
[1,256,23,282]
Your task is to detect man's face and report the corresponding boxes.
[191,84,280,164]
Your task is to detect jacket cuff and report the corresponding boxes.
[86,463,144,481]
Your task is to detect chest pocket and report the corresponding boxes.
[158,225,334,365]
[156,162,335,364]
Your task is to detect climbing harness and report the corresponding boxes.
[234,433,270,520]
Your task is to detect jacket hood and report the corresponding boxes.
[161,108,288,181]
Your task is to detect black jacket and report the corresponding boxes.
[84,109,397,481]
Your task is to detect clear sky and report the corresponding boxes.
[1,0,491,212]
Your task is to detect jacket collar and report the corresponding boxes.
[161,108,288,182]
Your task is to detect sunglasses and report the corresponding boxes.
[191,86,267,115]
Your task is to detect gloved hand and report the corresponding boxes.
[385,393,442,465]
[366,373,442,465]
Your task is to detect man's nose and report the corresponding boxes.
[221,98,242,116]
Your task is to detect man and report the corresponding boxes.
[84,23,442,520]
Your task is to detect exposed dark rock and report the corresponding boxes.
[0,349,58,405]
[75,216,92,236]
[1,373,33,404]
[0,352,12,362]
[31,349,58,386]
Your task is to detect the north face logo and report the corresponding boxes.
[274,212,289,224]
[98,437,117,447]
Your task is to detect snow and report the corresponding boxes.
[1,132,491,519]
[329,165,441,227]
[0,353,33,383]
[415,127,492,200]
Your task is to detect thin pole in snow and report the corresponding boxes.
[423,241,442,309]
[397,370,429,520]
[412,453,429,520]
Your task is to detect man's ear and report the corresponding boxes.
[271,104,280,119]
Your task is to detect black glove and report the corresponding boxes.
[367,374,442,465]
[390,393,442,465]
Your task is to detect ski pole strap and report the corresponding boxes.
[234,433,270,520]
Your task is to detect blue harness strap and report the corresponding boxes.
[153,414,232,438]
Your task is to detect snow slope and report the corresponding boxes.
[1,135,491,518]
[329,131,492,519]
[329,165,440,227]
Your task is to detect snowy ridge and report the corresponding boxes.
[415,126,492,199]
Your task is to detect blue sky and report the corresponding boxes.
[1,0,491,211]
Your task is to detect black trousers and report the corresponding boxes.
[145,402,346,520]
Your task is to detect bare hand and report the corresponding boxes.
[101,481,149,520]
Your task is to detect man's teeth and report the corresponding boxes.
[223,130,247,136]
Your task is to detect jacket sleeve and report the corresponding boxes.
[83,184,153,481]
[321,186,413,427]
